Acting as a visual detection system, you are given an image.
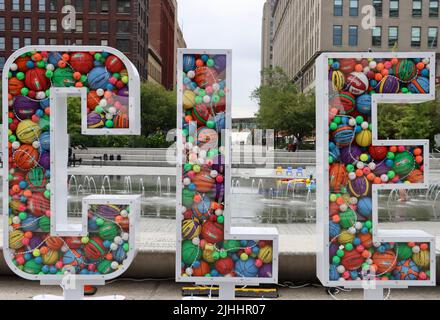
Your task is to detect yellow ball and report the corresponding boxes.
[203,244,216,263]
[338,230,355,244]
[42,250,59,265]
[413,250,430,268]
[16,120,41,144]
[258,245,273,264]
[9,230,24,250]
[355,130,372,147]
[183,90,196,110]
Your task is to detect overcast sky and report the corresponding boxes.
[177,0,266,118]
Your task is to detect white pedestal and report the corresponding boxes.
[219,283,235,300]
[363,288,384,300]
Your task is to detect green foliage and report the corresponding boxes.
[252,67,316,147]
[67,82,176,148]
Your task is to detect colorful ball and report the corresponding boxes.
[258,245,273,264]
[87,112,104,128]
[345,72,369,95]
[330,92,356,114]
[392,151,415,177]
[183,55,196,73]
[235,258,259,277]
[98,221,119,241]
[407,169,424,183]
[357,197,372,218]
[393,259,419,280]
[25,68,50,91]
[8,77,25,96]
[16,120,41,144]
[42,249,59,265]
[329,163,348,193]
[23,259,42,274]
[338,230,355,244]
[13,96,40,120]
[46,237,64,250]
[84,236,106,260]
[215,257,234,275]
[412,250,430,268]
[356,94,371,114]
[339,58,357,73]
[182,240,201,265]
[409,76,430,94]
[96,205,121,219]
[191,169,215,193]
[393,59,417,82]
[192,104,211,126]
[182,218,202,239]
[332,125,355,147]
[339,210,357,229]
[369,146,388,161]
[201,221,224,244]
[194,66,218,89]
[375,75,400,93]
[372,250,397,274]
[70,52,95,74]
[329,69,345,91]
[28,192,50,217]
[52,67,76,87]
[348,175,370,197]
[355,129,372,147]
[183,90,196,110]
[9,230,24,249]
[341,250,363,271]
[88,66,111,90]
[105,55,124,73]
[13,144,40,171]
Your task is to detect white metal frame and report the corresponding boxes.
[2,46,141,284]
[176,49,279,286]
[316,52,436,288]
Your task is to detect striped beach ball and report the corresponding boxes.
[182,218,202,239]
[393,59,417,82]
[332,125,355,147]
[408,76,430,94]
[376,75,400,93]
[345,72,369,95]
[330,92,356,114]
[329,69,345,91]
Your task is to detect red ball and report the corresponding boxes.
[338,58,357,74]
[105,55,124,73]
[46,237,64,250]
[65,237,82,249]
[28,192,50,217]
[25,68,50,91]
[369,146,388,161]
[84,236,106,260]
[215,257,234,275]
[194,67,218,89]
[201,221,224,244]
[341,250,363,271]
[69,52,95,74]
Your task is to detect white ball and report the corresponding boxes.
[111,261,119,270]
[187,71,195,79]
[105,113,113,120]
[185,142,193,150]
[192,146,200,154]
[36,91,46,100]
[412,245,421,253]
[114,236,123,245]
[12,141,20,149]
[361,122,369,130]
[373,241,381,248]
[369,61,377,69]
[32,141,40,149]
[337,265,346,273]
[356,161,365,169]
[366,258,373,265]
[215,209,223,216]
[99,99,108,107]
[96,89,105,96]
[46,64,55,71]
[348,172,356,180]
[355,222,363,230]
[368,162,376,170]
[120,210,128,217]
[348,118,356,126]
[199,150,207,158]
[108,106,117,114]
[122,233,129,241]
[363,67,370,73]
[12,216,21,224]
[339,204,348,212]
[10,63,18,71]
[212,83,220,91]
[192,237,200,246]
[380,174,389,183]
[219,146,226,154]
[203,95,211,104]
[423,58,430,65]
[9,100,14,107]
[210,170,218,178]
[110,243,118,251]
[348,227,357,234]
[45,183,51,190]
[185,267,193,276]
[61,245,69,253]
[183,177,191,186]
[339,277,346,281]
[350,197,358,205]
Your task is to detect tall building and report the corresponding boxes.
[270,0,440,91]
[0,0,149,80]
[149,0,176,90]
[261,0,275,76]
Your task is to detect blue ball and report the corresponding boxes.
[332,62,340,70]
[329,264,339,281]
[211,269,219,277]
[113,246,127,263]
[201,54,209,62]
[214,113,225,130]
[88,217,99,231]
[350,271,358,280]
[21,216,39,232]
[42,265,50,273]
[49,266,57,274]
[329,221,341,238]
[421,69,429,77]
[357,197,372,218]
[35,257,42,264]
[103,240,111,248]
[48,52,62,65]
[24,253,32,261]
[40,131,50,151]
[26,61,35,69]
[356,94,372,114]
[235,258,259,277]
[192,261,200,268]
[408,76,430,94]
[87,66,111,90]
[353,237,361,246]
[385,159,394,167]
[183,55,196,73]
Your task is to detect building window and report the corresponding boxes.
[12,18,20,31]
[90,20,97,32]
[101,40,108,46]
[39,18,46,31]
[372,26,382,46]
[373,0,382,17]
[76,19,83,32]
[49,0,56,11]
[411,27,421,47]
[388,27,398,47]
[24,0,31,11]
[430,0,439,17]
[76,39,83,45]
[390,0,399,17]
[0,0,4,10]
[50,19,57,31]
[89,0,97,12]
[333,25,343,45]
[101,20,109,33]
[38,38,46,45]
[117,0,131,13]
[102,0,109,12]
[349,25,358,46]
[12,0,20,10]
[349,0,358,16]
[334,0,343,16]
[24,18,31,31]
[89,39,97,45]
[64,39,71,45]
[117,20,131,33]
[24,38,31,46]
[0,37,5,50]
[50,38,57,45]
[116,39,130,52]
[428,27,438,47]
[76,0,83,12]
[39,0,45,11]
[413,0,422,17]
[0,57,5,69]
[13,37,20,50]
[0,17,4,31]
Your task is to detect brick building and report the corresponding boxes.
[0,0,149,80]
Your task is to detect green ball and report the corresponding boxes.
[387,170,396,179]
[339,210,357,229]
[195,96,203,104]
[332,256,340,264]
[23,259,42,274]
[80,75,88,83]
[329,156,334,164]
[94,53,102,60]
[364,220,372,229]
[213,252,220,260]
[18,212,27,220]
[356,116,364,124]
[113,73,121,79]
[207,149,219,158]
[219,250,227,258]
[402,87,409,93]
[346,164,355,172]
[16,72,25,80]
[212,95,220,103]
[8,71,12,78]
[182,189,195,207]
[386,152,395,160]
[329,122,338,131]
[206,59,215,67]
[218,89,225,97]
[340,186,347,194]
[99,221,119,240]
[184,163,192,172]
[96,218,104,226]
[187,136,195,143]
[198,89,206,97]
[396,243,413,260]
[333,116,341,124]
[206,120,215,129]
[105,120,114,128]
[44,190,50,199]
[21,87,29,96]
[45,89,50,97]
[37,61,46,68]
[45,70,53,78]
[182,240,201,265]
[182,129,189,137]
[97,260,112,274]
[393,151,415,177]
[52,68,75,87]
[217,215,224,224]
[39,216,50,232]
[345,243,354,251]
[95,106,104,114]
[223,240,241,253]
[8,135,16,142]
[123,243,129,252]
[336,249,345,257]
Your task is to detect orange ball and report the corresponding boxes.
[416,62,425,70]
[184,115,193,123]
[355,64,363,72]
[391,58,399,65]
[196,59,204,67]
[355,169,363,177]
[105,253,113,260]
[44,107,50,115]
[381,69,389,76]
[376,63,384,71]
[73,72,82,80]
[420,243,429,250]
[336,197,345,205]
[23,190,32,198]
[58,60,67,68]
[24,231,33,239]
[104,91,113,99]
[193,194,202,203]
[62,53,70,61]
[389,146,397,153]
[32,53,42,62]
[332,215,340,223]
[12,185,20,193]
[8,93,13,101]
[415,156,423,164]
[367,173,376,181]
[413,148,422,156]
[211,202,219,210]
[39,246,48,255]
[75,82,84,88]
[408,242,416,247]
[362,250,371,258]
[373,177,382,184]
[375,73,383,81]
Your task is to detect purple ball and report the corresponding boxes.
[97,205,121,219]
[28,235,42,250]
[373,161,389,176]
[258,263,273,278]
[39,151,50,170]
[339,145,362,164]
[348,176,370,197]
[87,112,103,128]
[216,183,225,203]
[117,87,129,97]
[214,55,227,73]
[13,96,40,120]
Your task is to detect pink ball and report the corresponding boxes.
[419,272,427,280]
[384,61,392,69]
[187,171,196,179]
[31,115,40,123]
[356,245,365,253]
[216,175,224,183]
[16,256,25,265]
[362,167,371,175]
[22,238,30,246]
[45,210,51,217]
[109,77,118,85]
[205,86,213,95]
[255,259,263,268]
[245,247,252,255]
[397,145,406,152]
[199,239,206,249]
[342,271,350,279]
[55,261,63,269]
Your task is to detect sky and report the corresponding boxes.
[177,0,266,118]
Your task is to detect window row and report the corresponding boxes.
[333,25,438,48]
[0,17,131,33]
[0,37,131,51]
[334,0,439,18]
[0,0,131,13]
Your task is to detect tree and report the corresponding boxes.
[252,67,316,147]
